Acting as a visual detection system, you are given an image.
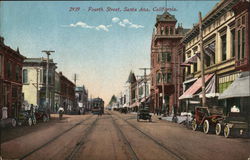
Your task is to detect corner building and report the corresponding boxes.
[150,11,189,114]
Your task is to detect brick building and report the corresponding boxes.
[0,37,25,119]
[150,11,189,114]
[59,72,75,113]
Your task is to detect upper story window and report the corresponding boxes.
[22,69,28,84]
[165,26,169,35]
[242,27,245,59]
[161,52,171,63]
[204,41,215,66]
[161,27,164,35]
[170,27,173,35]
[221,34,227,61]
[0,54,2,77]
[231,29,235,57]
[16,66,20,82]
[6,61,12,79]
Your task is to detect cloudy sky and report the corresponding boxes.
[0,1,219,104]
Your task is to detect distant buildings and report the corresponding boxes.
[22,58,57,111]
[75,85,88,113]
[0,37,25,119]
[59,72,76,113]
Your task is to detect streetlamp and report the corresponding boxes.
[42,50,55,117]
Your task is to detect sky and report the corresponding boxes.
[0,1,219,105]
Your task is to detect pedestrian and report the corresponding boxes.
[58,106,64,120]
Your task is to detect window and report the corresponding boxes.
[167,73,172,83]
[161,52,171,62]
[221,34,227,61]
[22,69,28,84]
[161,27,164,35]
[157,73,161,84]
[16,66,20,81]
[7,61,12,79]
[170,27,173,35]
[187,66,191,75]
[242,28,245,59]
[238,30,241,60]
[231,29,235,57]
[194,63,197,72]
[165,26,169,35]
[0,54,2,77]
[204,41,215,66]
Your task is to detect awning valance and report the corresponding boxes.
[218,71,250,99]
[179,74,214,100]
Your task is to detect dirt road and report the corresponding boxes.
[1,111,250,160]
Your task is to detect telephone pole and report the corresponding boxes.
[199,12,206,107]
[42,50,55,116]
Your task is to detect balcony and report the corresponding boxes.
[235,58,250,70]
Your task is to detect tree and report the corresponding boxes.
[108,95,117,105]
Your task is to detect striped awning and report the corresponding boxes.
[179,74,214,100]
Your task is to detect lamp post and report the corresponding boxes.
[42,50,55,117]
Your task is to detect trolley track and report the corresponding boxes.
[108,113,139,160]
[19,115,95,160]
[111,111,186,160]
[66,117,99,160]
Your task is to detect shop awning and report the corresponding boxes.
[218,71,250,99]
[181,55,198,66]
[179,74,214,100]
[198,75,219,98]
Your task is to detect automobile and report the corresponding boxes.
[191,107,223,134]
[215,112,250,138]
[35,106,49,122]
[137,107,152,122]
[18,110,36,126]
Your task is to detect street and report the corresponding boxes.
[1,111,250,160]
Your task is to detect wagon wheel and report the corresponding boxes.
[215,123,222,136]
[32,117,37,125]
[224,124,231,138]
[28,117,33,126]
[11,118,17,128]
[192,119,198,131]
[203,120,210,134]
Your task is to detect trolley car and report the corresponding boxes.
[90,98,104,115]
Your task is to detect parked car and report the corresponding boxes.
[215,112,249,138]
[191,107,223,134]
[35,106,49,122]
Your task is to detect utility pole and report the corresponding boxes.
[139,68,151,109]
[42,50,55,116]
[199,12,206,107]
[73,73,78,86]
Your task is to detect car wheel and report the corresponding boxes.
[203,120,210,134]
[11,118,17,127]
[224,124,231,138]
[192,119,198,131]
[28,118,32,126]
[43,115,47,122]
[215,123,222,136]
